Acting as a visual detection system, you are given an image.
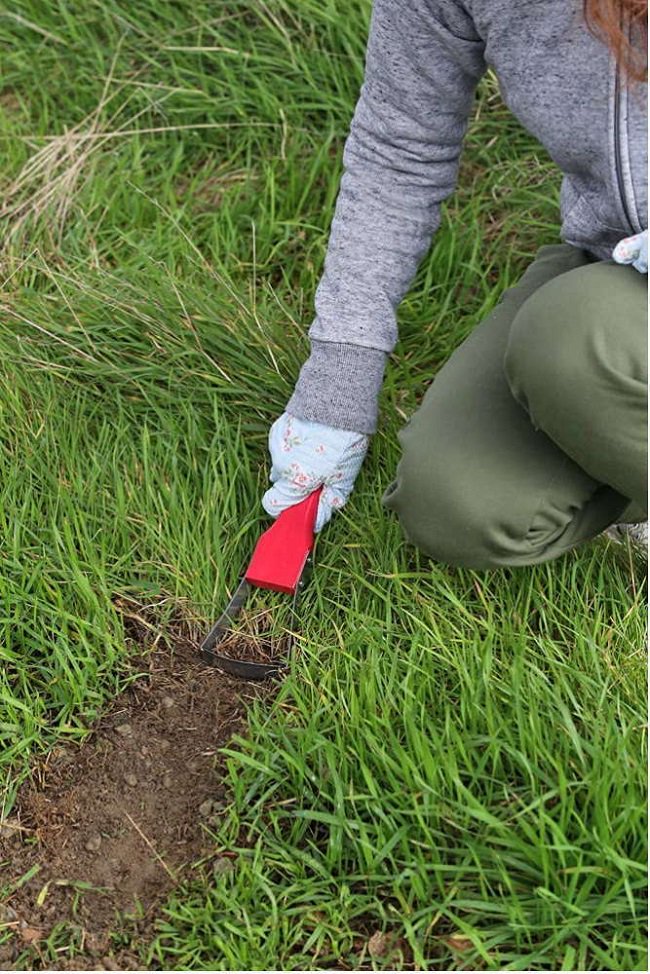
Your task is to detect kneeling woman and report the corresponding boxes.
[263,0,648,568]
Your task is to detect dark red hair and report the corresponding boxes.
[583,0,648,81]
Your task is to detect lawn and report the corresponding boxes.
[0,0,647,970]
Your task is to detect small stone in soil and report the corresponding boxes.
[115,723,132,737]
[124,773,138,787]
[198,799,215,817]
[162,773,173,789]
[161,696,175,709]
[0,904,18,923]
[0,818,20,841]
[85,834,102,852]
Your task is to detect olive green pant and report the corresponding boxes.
[383,243,648,568]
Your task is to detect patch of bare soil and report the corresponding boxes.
[0,600,270,971]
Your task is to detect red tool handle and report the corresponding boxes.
[244,488,322,595]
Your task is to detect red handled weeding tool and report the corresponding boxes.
[200,488,322,680]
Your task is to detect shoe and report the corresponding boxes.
[604,520,648,553]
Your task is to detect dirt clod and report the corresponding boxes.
[198,798,215,817]
[0,605,268,970]
[212,856,235,876]
[368,930,390,958]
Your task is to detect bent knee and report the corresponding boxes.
[384,451,541,569]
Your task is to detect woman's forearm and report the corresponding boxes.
[289,0,487,432]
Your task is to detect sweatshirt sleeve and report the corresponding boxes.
[287,0,486,433]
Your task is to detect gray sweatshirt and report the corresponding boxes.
[287,0,648,434]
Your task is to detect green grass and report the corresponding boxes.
[0,1,646,970]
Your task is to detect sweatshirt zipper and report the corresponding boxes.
[613,65,635,233]
[612,7,641,234]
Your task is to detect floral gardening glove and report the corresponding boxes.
[613,229,648,274]
[262,412,369,531]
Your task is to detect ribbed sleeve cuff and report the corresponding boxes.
[286,340,387,434]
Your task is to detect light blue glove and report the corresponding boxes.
[613,230,648,274]
[262,412,369,531]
